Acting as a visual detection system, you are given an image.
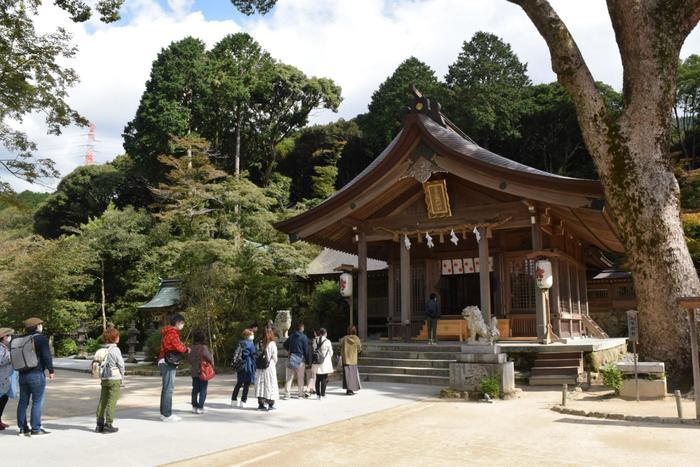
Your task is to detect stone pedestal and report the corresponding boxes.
[449,344,515,395]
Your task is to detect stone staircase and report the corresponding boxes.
[358,342,459,386]
[528,352,583,386]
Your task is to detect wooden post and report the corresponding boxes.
[400,238,411,341]
[674,390,683,419]
[387,262,395,320]
[358,232,368,340]
[478,227,491,322]
[562,384,567,406]
[531,214,548,343]
[690,308,700,420]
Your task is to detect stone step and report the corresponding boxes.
[533,358,581,368]
[360,350,458,360]
[535,352,582,360]
[529,374,578,386]
[357,365,449,377]
[358,357,452,369]
[530,366,580,377]
[363,344,463,353]
[361,372,450,386]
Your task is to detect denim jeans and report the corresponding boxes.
[159,363,177,417]
[428,318,439,342]
[232,380,251,402]
[191,377,208,409]
[17,371,46,432]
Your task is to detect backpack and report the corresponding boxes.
[312,338,327,365]
[255,344,270,370]
[10,335,38,372]
[231,344,244,371]
[91,347,110,378]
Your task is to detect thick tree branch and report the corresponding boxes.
[507,0,611,168]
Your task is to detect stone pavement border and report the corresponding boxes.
[551,404,700,426]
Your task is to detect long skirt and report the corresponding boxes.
[342,365,361,392]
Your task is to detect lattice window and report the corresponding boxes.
[588,288,608,299]
[570,266,580,314]
[558,260,570,314]
[509,258,536,312]
[412,265,426,316]
[616,285,635,299]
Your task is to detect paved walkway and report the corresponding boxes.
[0,370,436,466]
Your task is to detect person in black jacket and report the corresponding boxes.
[17,317,54,436]
[426,293,441,345]
[282,322,308,399]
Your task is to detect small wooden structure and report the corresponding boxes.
[587,270,637,336]
[276,87,624,341]
[138,278,182,327]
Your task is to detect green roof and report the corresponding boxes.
[138,279,181,309]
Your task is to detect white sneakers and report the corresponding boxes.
[228,399,236,407]
[191,407,198,414]
[160,414,181,423]
[239,401,246,408]
[196,408,205,414]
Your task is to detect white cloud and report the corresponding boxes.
[4,0,700,192]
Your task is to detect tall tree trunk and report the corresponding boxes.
[509,0,700,379]
[101,259,107,331]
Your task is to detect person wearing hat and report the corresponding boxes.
[0,327,14,430]
[16,317,54,436]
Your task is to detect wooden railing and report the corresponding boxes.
[509,314,536,337]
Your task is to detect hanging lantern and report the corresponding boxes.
[339,272,353,297]
[449,229,459,246]
[535,259,553,289]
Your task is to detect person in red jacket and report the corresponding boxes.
[158,314,189,422]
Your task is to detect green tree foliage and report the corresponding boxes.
[33,164,127,238]
[357,57,443,156]
[0,235,95,335]
[308,280,348,340]
[675,55,700,162]
[73,204,150,329]
[151,136,229,238]
[122,37,209,183]
[203,33,273,174]
[444,31,531,153]
[280,120,360,203]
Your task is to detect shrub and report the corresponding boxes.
[55,338,78,357]
[86,335,104,354]
[144,329,162,362]
[601,364,623,394]
[309,280,349,340]
[480,376,500,399]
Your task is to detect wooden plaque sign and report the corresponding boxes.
[423,179,452,219]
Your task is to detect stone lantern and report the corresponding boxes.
[127,321,140,364]
[76,323,88,360]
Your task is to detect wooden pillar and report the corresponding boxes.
[531,213,548,343]
[400,238,411,340]
[478,227,491,322]
[358,232,368,340]
[387,261,395,320]
[550,259,561,336]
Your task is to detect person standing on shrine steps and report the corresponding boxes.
[426,293,441,345]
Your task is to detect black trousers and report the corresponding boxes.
[0,394,7,421]
[232,381,251,402]
[315,373,328,396]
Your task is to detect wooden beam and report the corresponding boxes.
[364,201,529,231]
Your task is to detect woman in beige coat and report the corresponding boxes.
[339,325,362,395]
[311,328,333,399]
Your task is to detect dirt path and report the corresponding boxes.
[171,389,700,467]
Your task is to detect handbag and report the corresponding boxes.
[199,360,216,381]
[164,350,184,367]
[7,370,18,399]
[287,352,303,369]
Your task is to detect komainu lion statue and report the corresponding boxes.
[274,310,292,340]
[461,306,500,344]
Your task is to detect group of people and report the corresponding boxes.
[0,313,364,435]
[159,314,364,423]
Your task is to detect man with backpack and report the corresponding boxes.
[11,317,54,436]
